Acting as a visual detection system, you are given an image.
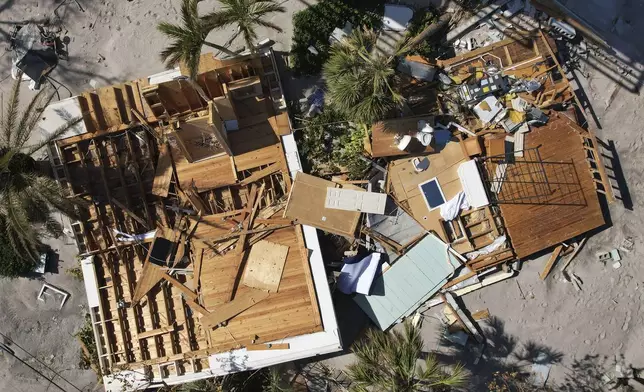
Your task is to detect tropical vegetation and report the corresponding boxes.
[159,0,285,80]
[297,107,370,179]
[348,322,468,391]
[290,0,385,75]
[0,75,82,276]
[323,28,411,125]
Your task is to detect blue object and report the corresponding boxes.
[353,234,462,330]
[419,179,445,210]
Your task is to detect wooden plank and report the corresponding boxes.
[472,309,490,321]
[152,143,173,197]
[560,237,587,272]
[110,197,149,229]
[132,261,165,304]
[193,249,204,290]
[162,273,198,301]
[201,288,270,329]
[241,240,289,292]
[540,245,564,280]
[138,325,175,340]
[246,343,290,351]
[239,163,280,186]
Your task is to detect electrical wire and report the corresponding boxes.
[0,332,83,392]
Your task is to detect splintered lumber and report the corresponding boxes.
[241,241,289,292]
[132,261,166,304]
[138,324,175,339]
[560,237,587,272]
[193,249,204,290]
[540,245,564,280]
[442,292,484,343]
[240,163,280,186]
[201,288,270,329]
[162,273,198,301]
[110,197,149,229]
[246,343,290,351]
[472,309,490,321]
[152,143,173,197]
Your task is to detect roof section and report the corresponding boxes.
[284,173,362,237]
[353,233,462,330]
[495,112,605,258]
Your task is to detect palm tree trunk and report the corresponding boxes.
[204,41,238,57]
[407,13,452,50]
[189,78,211,105]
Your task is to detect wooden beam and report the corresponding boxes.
[132,260,166,304]
[162,273,198,301]
[111,197,150,229]
[560,237,587,272]
[152,143,173,198]
[124,132,154,227]
[210,224,293,243]
[246,343,290,351]
[239,163,280,186]
[138,324,175,339]
[540,244,564,280]
[200,288,270,329]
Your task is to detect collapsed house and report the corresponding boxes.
[285,31,613,330]
[40,48,341,390]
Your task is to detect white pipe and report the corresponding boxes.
[425,270,517,308]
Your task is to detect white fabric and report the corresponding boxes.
[458,160,490,208]
[465,235,507,260]
[337,253,382,295]
[113,229,157,243]
[440,191,470,221]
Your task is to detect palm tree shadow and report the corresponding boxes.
[433,316,563,391]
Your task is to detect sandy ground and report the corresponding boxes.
[2,0,644,391]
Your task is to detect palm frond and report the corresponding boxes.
[26,116,83,155]
[14,89,57,151]
[347,322,468,390]
[323,28,404,124]
[2,75,22,146]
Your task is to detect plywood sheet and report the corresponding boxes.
[241,240,289,292]
[201,226,323,352]
[285,173,361,237]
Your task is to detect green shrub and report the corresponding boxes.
[296,108,370,180]
[290,0,385,75]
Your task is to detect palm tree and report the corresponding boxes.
[323,28,414,125]
[0,75,83,268]
[158,0,238,81]
[202,0,286,54]
[348,322,468,391]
